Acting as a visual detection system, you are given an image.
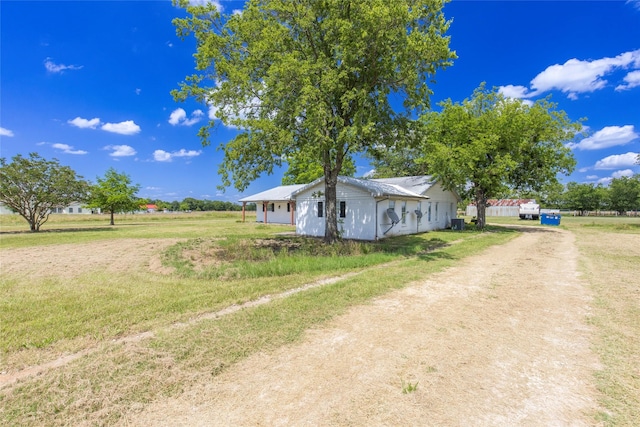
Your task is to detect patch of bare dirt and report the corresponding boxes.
[123,228,602,426]
[0,238,184,279]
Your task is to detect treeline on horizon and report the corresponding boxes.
[145,197,256,212]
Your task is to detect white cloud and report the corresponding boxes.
[597,177,613,186]
[627,0,640,11]
[52,143,87,155]
[586,175,599,180]
[594,152,639,170]
[101,120,141,135]
[168,108,204,126]
[187,0,223,9]
[568,125,639,150]
[0,127,14,137]
[153,148,202,162]
[173,148,201,158]
[68,117,101,129]
[44,57,83,73]
[207,97,260,129]
[104,145,137,157]
[498,85,534,99]
[503,49,640,100]
[135,88,142,95]
[615,70,640,91]
[153,150,172,162]
[612,169,635,178]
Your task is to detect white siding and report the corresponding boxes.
[380,198,427,238]
[465,205,519,217]
[295,178,458,240]
[255,201,295,224]
[423,182,458,230]
[295,182,378,240]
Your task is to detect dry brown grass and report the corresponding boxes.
[571,226,640,425]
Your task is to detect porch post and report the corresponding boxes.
[263,201,268,224]
[242,201,246,222]
[289,201,295,225]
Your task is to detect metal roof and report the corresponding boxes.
[370,176,436,195]
[238,184,305,202]
[291,176,429,200]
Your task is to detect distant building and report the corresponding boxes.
[465,199,537,217]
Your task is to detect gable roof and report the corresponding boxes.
[291,176,429,200]
[239,184,305,203]
[370,176,436,195]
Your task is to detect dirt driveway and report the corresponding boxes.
[123,227,601,426]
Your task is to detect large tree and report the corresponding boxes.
[87,168,140,225]
[0,153,89,231]
[282,151,356,185]
[608,175,640,214]
[172,0,455,242]
[418,84,580,229]
[563,182,607,215]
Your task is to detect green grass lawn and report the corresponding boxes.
[0,211,517,425]
[1,212,638,425]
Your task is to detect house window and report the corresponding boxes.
[401,201,407,224]
[269,203,275,212]
[435,202,439,221]
[428,202,432,222]
[318,201,324,217]
[68,207,73,213]
[339,201,346,218]
[78,208,82,213]
[287,203,290,212]
[389,200,395,210]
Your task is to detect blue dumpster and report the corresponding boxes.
[540,213,561,226]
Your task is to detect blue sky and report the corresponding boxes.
[1,1,639,203]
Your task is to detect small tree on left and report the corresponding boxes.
[87,168,141,225]
[0,153,90,231]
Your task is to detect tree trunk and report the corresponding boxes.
[475,187,488,230]
[110,210,115,226]
[323,172,339,244]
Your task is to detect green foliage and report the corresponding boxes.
[172,0,456,242]
[87,168,140,225]
[563,182,607,214]
[282,151,356,185]
[0,153,89,231]
[401,380,419,394]
[418,83,580,229]
[607,175,640,214]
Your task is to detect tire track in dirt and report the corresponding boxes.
[124,227,601,426]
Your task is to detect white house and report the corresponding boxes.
[0,202,97,215]
[239,176,459,240]
[50,202,93,214]
[239,184,305,225]
[291,176,459,240]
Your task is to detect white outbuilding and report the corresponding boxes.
[292,175,459,240]
[240,175,459,240]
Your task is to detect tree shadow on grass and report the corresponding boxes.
[0,227,116,235]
